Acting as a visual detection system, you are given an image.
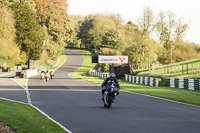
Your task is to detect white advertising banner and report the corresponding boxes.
[98,56,128,63]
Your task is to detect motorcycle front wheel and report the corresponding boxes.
[107,95,114,108]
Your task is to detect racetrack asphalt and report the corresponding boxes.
[0,74,27,103]
[28,50,200,133]
[1,50,200,133]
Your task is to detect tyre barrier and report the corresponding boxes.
[88,70,109,79]
[166,78,200,91]
[125,74,161,87]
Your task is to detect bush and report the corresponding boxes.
[99,48,122,55]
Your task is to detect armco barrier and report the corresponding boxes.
[88,70,109,79]
[166,78,200,91]
[38,56,60,71]
[125,74,161,87]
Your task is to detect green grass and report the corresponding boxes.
[0,53,68,132]
[0,58,25,69]
[69,48,200,106]
[137,58,200,79]
[68,48,98,79]
[0,101,67,133]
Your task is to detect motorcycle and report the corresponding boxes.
[41,72,45,80]
[103,81,119,108]
[50,72,55,80]
[45,73,50,82]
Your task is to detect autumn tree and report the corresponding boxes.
[35,0,72,60]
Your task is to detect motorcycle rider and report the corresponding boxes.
[40,70,46,80]
[50,70,55,79]
[101,73,120,99]
[45,70,50,78]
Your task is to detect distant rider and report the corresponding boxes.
[45,70,50,77]
[50,70,55,79]
[40,70,46,80]
[101,73,120,99]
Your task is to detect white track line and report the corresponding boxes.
[30,104,72,133]
[67,51,200,109]
[121,90,200,108]
[10,73,72,133]
[0,96,72,133]
[12,79,31,104]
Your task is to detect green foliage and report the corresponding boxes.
[35,0,72,62]
[78,14,118,49]
[13,1,43,62]
[0,4,20,62]
[77,16,95,47]
[70,49,200,106]
[123,22,139,48]
[99,48,122,56]
[45,41,60,60]
[102,29,123,49]
[99,63,110,72]
[67,15,82,47]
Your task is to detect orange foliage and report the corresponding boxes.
[54,0,68,12]
[35,0,68,12]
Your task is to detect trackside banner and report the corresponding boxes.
[98,56,128,63]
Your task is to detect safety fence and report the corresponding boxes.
[166,78,200,91]
[125,74,161,87]
[88,70,109,79]
[136,62,200,75]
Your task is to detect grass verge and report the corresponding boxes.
[0,101,67,133]
[0,53,68,132]
[69,48,200,106]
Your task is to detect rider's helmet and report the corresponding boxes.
[109,73,116,79]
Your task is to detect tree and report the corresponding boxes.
[35,0,72,59]
[78,14,118,49]
[156,11,176,50]
[174,18,188,43]
[102,29,123,49]
[137,7,155,39]
[13,1,43,61]
[137,7,156,57]
[0,4,20,62]
[77,16,94,48]
[123,22,139,48]
[156,11,188,49]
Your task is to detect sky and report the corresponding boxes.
[67,0,200,44]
